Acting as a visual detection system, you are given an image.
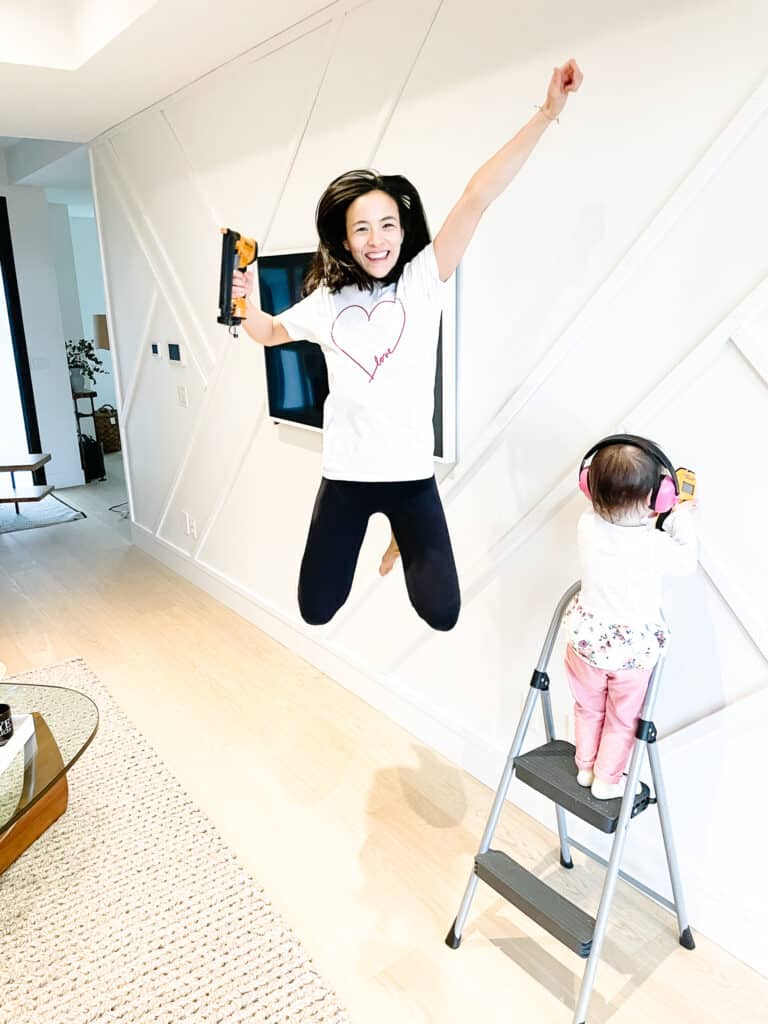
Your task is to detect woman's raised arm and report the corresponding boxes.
[433,60,583,282]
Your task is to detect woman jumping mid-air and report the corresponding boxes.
[236,60,583,631]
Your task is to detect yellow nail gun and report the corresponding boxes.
[217,228,258,333]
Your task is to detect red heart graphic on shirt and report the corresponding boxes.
[330,298,406,382]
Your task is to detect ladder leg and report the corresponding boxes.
[647,742,695,949]
[572,739,646,1024]
[555,805,573,869]
[446,686,540,948]
[447,581,580,950]
[541,688,573,869]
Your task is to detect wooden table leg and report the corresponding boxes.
[0,713,69,874]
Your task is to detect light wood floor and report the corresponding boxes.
[1,454,766,1023]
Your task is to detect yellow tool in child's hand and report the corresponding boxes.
[675,467,696,502]
[217,228,258,333]
[656,466,696,531]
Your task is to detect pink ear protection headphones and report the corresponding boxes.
[578,433,679,515]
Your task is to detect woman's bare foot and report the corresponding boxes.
[379,536,401,576]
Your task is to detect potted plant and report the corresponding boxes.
[66,338,108,393]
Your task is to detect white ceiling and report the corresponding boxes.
[0,0,332,141]
[0,0,160,70]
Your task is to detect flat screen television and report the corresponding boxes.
[257,251,457,461]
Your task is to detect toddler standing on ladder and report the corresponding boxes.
[564,435,698,800]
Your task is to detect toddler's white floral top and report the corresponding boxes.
[564,597,668,671]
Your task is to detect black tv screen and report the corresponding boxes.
[258,251,446,456]
[258,252,328,430]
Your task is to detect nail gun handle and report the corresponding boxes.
[217,229,258,327]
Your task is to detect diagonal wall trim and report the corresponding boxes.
[159,108,225,230]
[731,325,768,387]
[440,75,768,510]
[92,141,220,541]
[260,16,344,252]
[382,276,768,675]
[243,13,338,67]
[99,138,214,380]
[366,0,444,167]
[623,276,768,424]
[97,3,343,141]
[151,337,250,539]
[116,288,159,425]
[190,403,268,561]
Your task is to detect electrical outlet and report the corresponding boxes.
[183,511,191,535]
[188,516,197,539]
[177,384,188,407]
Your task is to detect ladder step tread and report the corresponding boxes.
[514,740,651,834]
[475,850,594,957]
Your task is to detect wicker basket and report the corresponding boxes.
[93,405,121,453]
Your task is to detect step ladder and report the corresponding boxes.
[445,581,695,1024]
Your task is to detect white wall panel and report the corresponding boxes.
[91,143,160,395]
[155,339,269,553]
[268,0,440,251]
[123,294,204,534]
[197,423,329,613]
[648,340,768,660]
[165,23,334,248]
[108,114,219,375]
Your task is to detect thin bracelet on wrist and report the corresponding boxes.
[534,104,559,124]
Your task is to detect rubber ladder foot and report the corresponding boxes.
[679,926,696,950]
[445,920,462,949]
[560,852,574,869]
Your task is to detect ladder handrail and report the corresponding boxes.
[535,580,581,672]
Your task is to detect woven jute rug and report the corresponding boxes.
[0,660,350,1024]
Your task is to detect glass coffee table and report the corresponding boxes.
[0,680,98,873]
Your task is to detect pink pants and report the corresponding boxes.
[564,646,651,784]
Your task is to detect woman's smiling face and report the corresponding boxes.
[344,190,404,279]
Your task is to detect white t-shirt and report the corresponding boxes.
[565,508,698,670]
[276,243,447,481]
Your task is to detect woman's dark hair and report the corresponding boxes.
[303,169,431,295]
[588,444,660,522]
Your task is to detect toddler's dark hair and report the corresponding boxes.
[588,445,659,522]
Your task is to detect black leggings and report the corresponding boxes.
[298,477,461,632]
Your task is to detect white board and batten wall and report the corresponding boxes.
[89,0,768,976]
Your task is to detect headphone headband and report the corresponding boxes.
[580,434,677,484]
[578,433,679,511]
